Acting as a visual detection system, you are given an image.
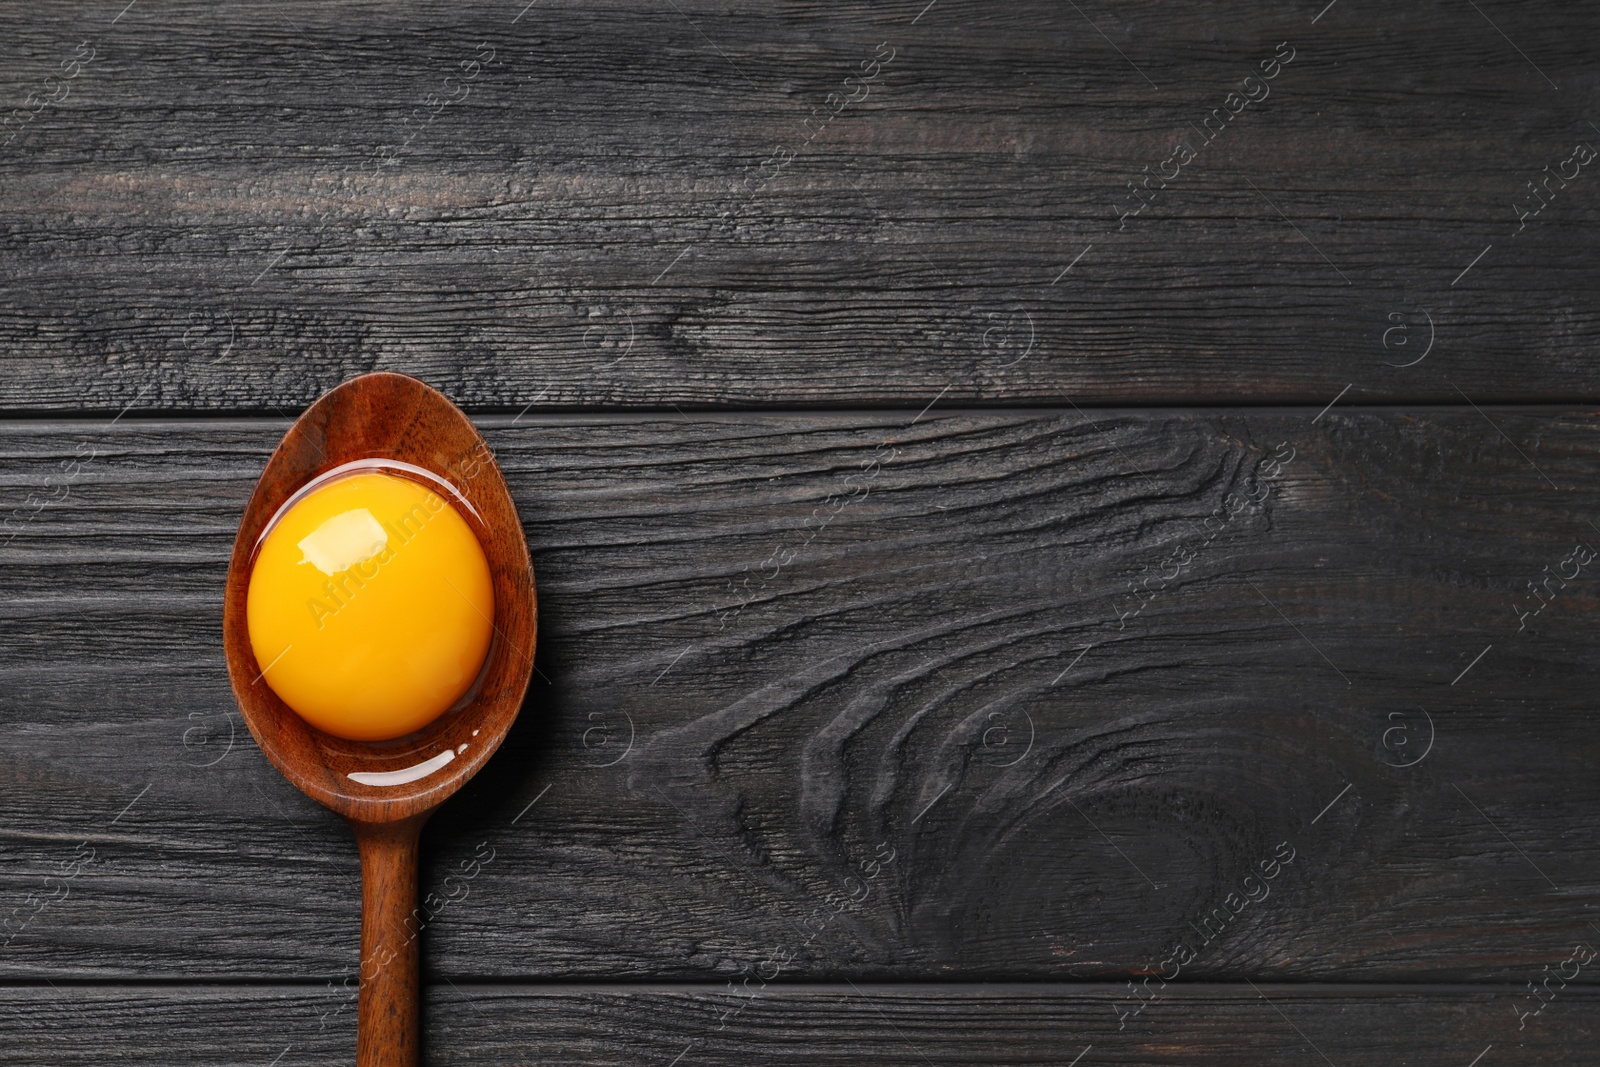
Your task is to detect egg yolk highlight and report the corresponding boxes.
[246,470,494,741]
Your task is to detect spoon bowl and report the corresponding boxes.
[222,372,536,1066]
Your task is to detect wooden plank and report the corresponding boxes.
[1,984,1594,1065]
[0,1,1597,410]
[2,409,1599,981]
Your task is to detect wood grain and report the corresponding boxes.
[1,984,1594,1065]
[5,0,1595,1058]
[221,371,537,823]
[2,409,1597,983]
[355,818,424,1067]
[0,1,1597,410]
[216,371,539,1066]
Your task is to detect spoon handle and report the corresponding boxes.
[354,817,427,1067]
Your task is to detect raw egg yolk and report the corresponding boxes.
[245,470,494,741]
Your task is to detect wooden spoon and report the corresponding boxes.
[221,372,537,1067]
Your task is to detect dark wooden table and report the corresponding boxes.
[3,1,1598,1063]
